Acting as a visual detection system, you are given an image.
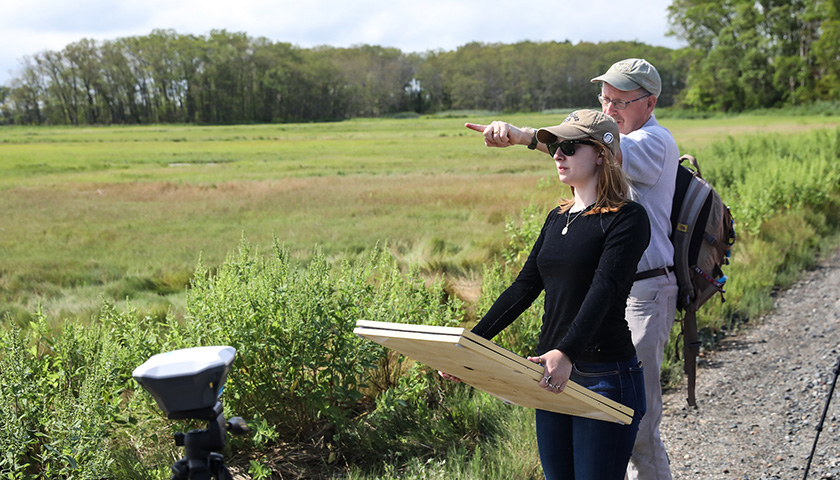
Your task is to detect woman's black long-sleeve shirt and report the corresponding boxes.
[472,202,650,363]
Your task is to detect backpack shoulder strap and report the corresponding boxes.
[682,306,700,407]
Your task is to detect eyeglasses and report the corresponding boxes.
[597,93,651,110]
[547,139,595,157]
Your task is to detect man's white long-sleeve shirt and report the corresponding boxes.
[620,114,680,273]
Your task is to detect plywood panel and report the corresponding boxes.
[354,320,633,425]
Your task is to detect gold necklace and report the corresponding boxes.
[561,207,586,235]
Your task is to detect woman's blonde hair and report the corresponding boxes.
[557,140,633,214]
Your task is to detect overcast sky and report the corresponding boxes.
[0,0,685,86]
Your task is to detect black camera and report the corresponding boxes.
[133,346,249,480]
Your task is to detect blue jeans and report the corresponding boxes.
[535,356,646,480]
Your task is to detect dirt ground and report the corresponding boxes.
[661,249,840,480]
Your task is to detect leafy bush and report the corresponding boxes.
[0,311,170,479]
[181,240,463,445]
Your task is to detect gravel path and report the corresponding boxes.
[660,249,840,480]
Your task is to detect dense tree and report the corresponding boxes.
[1,33,690,125]
[812,0,840,99]
[4,5,840,125]
[326,45,419,117]
[410,40,685,116]
[8,12,837,125]
[668,0,835,111]
[3,57,44,124]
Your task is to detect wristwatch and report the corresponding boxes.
[527,129,538,150]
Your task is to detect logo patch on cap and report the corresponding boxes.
[563,112,579,124]
[603,132,614,144]
[614,62,632,73]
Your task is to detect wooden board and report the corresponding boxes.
[354,320,633,425]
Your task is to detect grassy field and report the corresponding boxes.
[1,112,839,324]
[3,111,840,479]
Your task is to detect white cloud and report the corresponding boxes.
[0,0,685,85]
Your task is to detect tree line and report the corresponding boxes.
[0,32,682,126]
[0,0,837,126]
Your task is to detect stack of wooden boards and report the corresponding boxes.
[354,320,633,425]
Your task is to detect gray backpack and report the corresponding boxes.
[670,154,736,407]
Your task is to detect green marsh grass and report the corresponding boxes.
[3,113,838,324]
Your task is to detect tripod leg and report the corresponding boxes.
[802,354,840,480]
[170,459,189,480]
[219,468,234,480]
[209,452,235,480]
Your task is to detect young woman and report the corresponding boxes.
[445,110,649,479]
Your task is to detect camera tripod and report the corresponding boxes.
[168,401,250,480]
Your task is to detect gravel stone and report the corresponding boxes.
[661,249,840,480]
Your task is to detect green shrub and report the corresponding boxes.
[179,240,463,447]
[0,327,37,478]
[0,311,166,479]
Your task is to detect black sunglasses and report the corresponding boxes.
[547,139,596,157]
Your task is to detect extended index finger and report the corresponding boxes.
[464,122,488,133]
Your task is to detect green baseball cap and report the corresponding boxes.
[590,58,662,97]
[536,109,619,157]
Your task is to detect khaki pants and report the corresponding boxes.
[625,272,678,480]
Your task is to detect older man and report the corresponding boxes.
[467,58,679,480]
